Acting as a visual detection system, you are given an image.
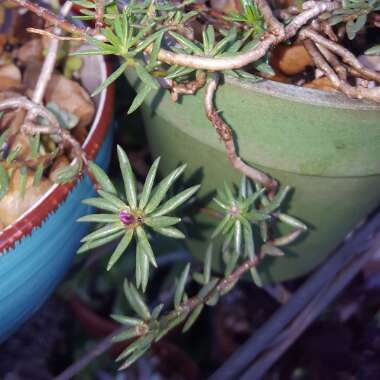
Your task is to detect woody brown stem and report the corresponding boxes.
[12,0,342,74]
[256,0,285,39]
[168,71,207,102]
[285,1,341,39]
[204,74,277,191]
[316,44,347,81]
[301,28,380,84]
[303,39,380,103]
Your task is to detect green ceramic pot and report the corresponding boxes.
[126,71,380,283]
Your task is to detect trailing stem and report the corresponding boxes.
[55,253,264,379]
[204,74,277,191]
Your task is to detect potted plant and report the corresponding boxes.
[1,0,380,372]
[122,0,380,283]
[0,3,114,340]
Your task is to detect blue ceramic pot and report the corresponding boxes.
[0,55,114,342]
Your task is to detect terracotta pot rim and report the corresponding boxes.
[225,75,380,111]
[0,56,115,254]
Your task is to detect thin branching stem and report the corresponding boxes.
[0,97,86,164]
[10,0,86,35]
[284,1,341,39]
[12,0,340,71]
[301,28,380,84]
[303,39,380,102]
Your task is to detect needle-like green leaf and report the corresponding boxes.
[136,242,149,292]
[107,229,134,270]
[77,230,124,254]
[82,197,119,213]
[135,62,159,90]
[77,213,120,223]
[139,157,160,209]
[151,185,200,217]
[169,31,203,54]
[136,226,157,267]
[98,189,128,210]
[117,145,137,209]
[144,216,181,228]
[182,304,204,332]
[144,164,186,214]
[88,161,117,195]
[152,226,185,239]
[124,280,151,320]
[174,263,190,309]
[211,215,231,239]
[81,223,123,242]
[203,243,213,284]
[91,61,129,97]
[234,220,242,254]
[127,83,152,114]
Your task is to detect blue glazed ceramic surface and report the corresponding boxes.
[0,54,114,342]
[0,126,113,342]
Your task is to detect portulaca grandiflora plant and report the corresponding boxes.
[2,0,380,370]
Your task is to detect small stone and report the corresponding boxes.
[270,44,313,76]
[210,0,241,14]
[0,63,22,91]
[304,77,338,93]
[15,38,43,64]
[44,74,95,128]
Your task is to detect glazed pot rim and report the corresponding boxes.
[225,75,380,111]
[0,55,114,253]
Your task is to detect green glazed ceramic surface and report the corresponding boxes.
[126,71,380,283]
